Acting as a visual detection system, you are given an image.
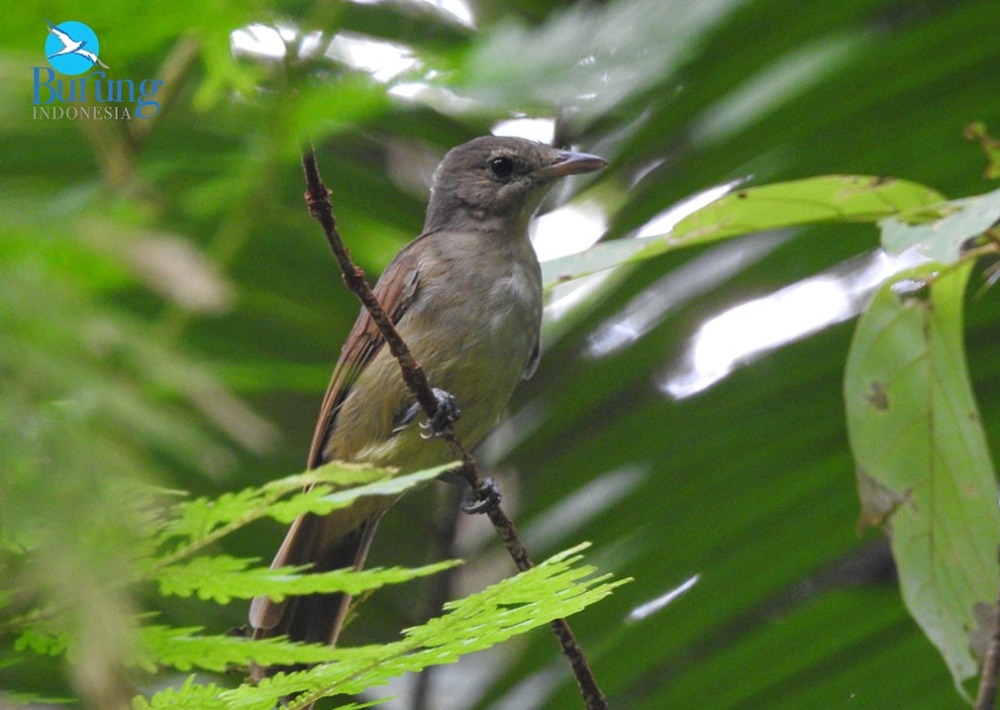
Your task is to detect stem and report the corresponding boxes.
[974,546,1000,710]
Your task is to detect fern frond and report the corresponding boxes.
[144,463,454,571]
[139,544,629,708]
[153,555,459,604]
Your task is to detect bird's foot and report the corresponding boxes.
[419,388,461,439]
[461,476,502,515]
[393,388,461,437]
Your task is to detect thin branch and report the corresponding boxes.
[302,149,440,419]
[975,546,1000,710]
[301,145,609,710]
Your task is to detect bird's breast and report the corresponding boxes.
[405,232,541,433]
[327,230,542,471]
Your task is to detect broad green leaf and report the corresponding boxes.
[541,239,646,288]
[668,175,944,245]
[844,261,1000,698]
[880,184,1000,263]
[541,175,944,286]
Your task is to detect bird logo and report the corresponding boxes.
[44,19,109,76]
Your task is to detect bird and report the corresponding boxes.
[44,20,110,69]
[248,135,607,681]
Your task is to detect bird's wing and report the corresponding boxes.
[523,339,541,380]
[45,21,74,48]
[306,235,425,468]
[248,235,426,634]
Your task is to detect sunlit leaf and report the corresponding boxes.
[669,175,944,245]
[148,464,388,555]
[138,545,625,706]
[844,261,1000,698]
[880,184,1000,263]
[137,626,348,674]
[541,239,644,288]
[154,555,458,603]
[145,464,454,570]
[542,175,944,286]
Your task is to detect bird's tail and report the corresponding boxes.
[248,511,382,682]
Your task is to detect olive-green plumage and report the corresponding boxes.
[249,136,606,674]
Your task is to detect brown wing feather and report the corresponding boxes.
[249,235,426,639]
[307,239,424,468]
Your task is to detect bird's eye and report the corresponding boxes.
[488,156,515,180]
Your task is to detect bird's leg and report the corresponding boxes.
[461,476,502,515]
[393,388,462,438]
[419,388,462,439]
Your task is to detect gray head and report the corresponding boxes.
[424,136,606,234]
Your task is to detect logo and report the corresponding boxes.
[33,18,164,121]
[44,20,108,75]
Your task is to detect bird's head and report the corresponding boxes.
[424,136,607,235]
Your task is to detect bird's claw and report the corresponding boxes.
[419,388,461,439]
[461,477,501,515]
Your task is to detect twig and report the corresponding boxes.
[975,546,1000,710]
[301,145,609,710]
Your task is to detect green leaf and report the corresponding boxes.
[146,464,455,570]
[541,175,944,286]
[277,544,627,708]
[260,466,454,525]
[669,175,944,246]
[541,240,644,288]
[150,465,379,551]
[137,626,348,673]
[138,545,627,707]
[880,184,1000,263]
[312,464,456,508]
[154,555,459,603]
[964,122,1000,180]
[132,675,227,709]
[844,261,1000,699]
[13,628,68,657]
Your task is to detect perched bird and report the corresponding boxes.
[249,136,607,670]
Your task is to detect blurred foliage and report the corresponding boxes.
[6,461,619,708]
[2,0,1000,708]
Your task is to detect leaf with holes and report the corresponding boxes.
[844,261,1000,699]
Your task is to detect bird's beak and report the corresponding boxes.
[534,150,608,178]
